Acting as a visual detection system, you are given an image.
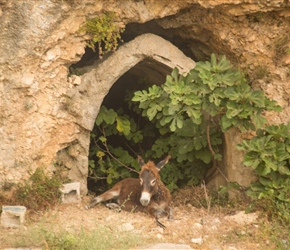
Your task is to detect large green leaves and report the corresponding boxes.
[91,54,286,199]
[238,123,290,212]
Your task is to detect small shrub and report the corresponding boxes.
[14,167,63,211]
[252,65,269,80]
[238,123,290,225]
[81,12,124,56]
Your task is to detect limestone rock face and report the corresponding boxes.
[0,0,290,194]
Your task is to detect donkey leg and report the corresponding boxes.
[84,186,121,209]
[155,211,166,228]
[147,206,166,228]
[166,206,174,220]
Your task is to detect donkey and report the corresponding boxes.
[85,155,173,227]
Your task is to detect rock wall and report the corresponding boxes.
[0,0,290,195]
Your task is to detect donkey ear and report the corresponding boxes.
[156,155,171,170]
[138,155,145,167]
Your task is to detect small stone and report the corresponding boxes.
[193,222,203,229]
[1,206,26,228]
[121,222,134,231]
[224,211,258,225]
[156,233,163,239]
[70,75,81,86]
[212,217,221,225]
[191,237,203,245]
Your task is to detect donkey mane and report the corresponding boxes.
[141,161,160,179]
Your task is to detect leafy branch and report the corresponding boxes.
[94,127,139,174]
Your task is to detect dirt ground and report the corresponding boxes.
[2,186,287,250]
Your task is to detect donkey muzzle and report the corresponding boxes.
[140,191,151,206]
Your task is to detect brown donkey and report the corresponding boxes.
[85,155,173,227]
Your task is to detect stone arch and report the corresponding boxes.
[66,34,196,194]
[77,33,196,131]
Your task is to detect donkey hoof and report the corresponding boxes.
[84,205,89,210]
[106,203,121,212]
[156,219,166,229]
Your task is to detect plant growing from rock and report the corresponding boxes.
[81,12,124,56]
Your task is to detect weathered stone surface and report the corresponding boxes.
[76,33,196,131]
[224,211,259,225]
[1,206,26,228]
[60,182,81,204]
[0,0,290,195]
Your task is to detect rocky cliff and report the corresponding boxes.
[0,0,289,194]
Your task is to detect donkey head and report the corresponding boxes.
[138,155,171,206]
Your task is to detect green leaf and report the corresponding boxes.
[216,55,233,71]
[171,67,179,82]
[116,116,131,135]
[146,103,161,121]
[243,152,261,169]
[220,115,233,131]
[226,107,242,118]
[252,115,267,129]
[99,136,107,143]
[278,165,290,176]
[170,118,177,131]
[249,90,265,107]
[195,149,212,164]
[186,107,202,121]
[195,61,212,73]
[96,106,117,125]
[224,86,240,101]
[211,53,217,68]
[176,116,183,129]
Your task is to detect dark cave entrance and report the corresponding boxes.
[87,59,173,194]
[70,19,215,195]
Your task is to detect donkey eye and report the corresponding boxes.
[151,179,156,186]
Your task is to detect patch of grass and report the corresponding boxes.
[258,220,290,250]
[252,65,269,80]
[2,224,144,250]
[273,34,290,63]
[219,218,290,249]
